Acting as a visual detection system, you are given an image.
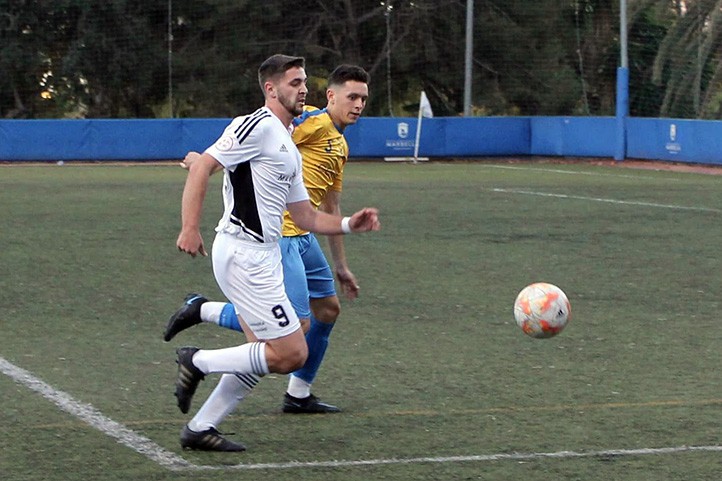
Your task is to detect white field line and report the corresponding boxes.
[0,356,191,471]
[483,164,678,180]
[3,356,721,472]
[191,445,722,471]
[491,188,722,213]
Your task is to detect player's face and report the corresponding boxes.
[328,80,368,128]
[275,66,308,117]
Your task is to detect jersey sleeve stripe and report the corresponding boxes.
[234,109,270,140]
[236,114,271,144]
[233,109,263,135]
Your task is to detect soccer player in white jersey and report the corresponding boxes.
[173,54,380,452]
[165,65,370,420]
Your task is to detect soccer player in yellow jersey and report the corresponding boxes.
[276,65,370,413]
[164,64,370,448]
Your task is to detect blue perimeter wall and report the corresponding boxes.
[1,116,721,165]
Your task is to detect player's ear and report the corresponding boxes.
[326,87,335,104]
[265,81,276,99]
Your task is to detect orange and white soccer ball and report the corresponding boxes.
[513,282,571,338]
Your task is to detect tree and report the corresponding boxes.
[61,1,168,117]
[651,0,722,118]
[0,0,81,118]
[627,4,668,117]
[4,0,719,119]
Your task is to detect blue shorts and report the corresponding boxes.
[280,234,336,319]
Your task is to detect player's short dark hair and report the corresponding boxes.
[328,64,370,87]
[258,54,305,89]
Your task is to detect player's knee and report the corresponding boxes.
[275,354,307,374]
[314,299,340,324]
[272,344,308,374]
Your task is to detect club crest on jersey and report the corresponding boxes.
[215,135,234,151]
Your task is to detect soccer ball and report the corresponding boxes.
[513,283,570,338]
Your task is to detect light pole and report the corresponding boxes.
[463,0,473,116]
[384,1,394,116]
[167,0,174,118]
[614,0,629,161]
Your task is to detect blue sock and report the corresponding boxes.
[293,316,334,384]
[219,302,243,332]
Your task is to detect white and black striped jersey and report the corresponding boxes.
[205,107,309,243]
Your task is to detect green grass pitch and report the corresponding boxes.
[1,161,720,481]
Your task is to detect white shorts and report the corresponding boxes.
[211,232,301,340]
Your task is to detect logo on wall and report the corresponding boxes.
[385,121,415,152]
[665,123,681,154]
[397,122,409,139]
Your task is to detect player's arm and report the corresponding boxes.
[180,151,223,174]
[319,190,360,300]
[176,153,222,257]
[286,200,380,236]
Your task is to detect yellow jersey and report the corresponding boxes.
[282,106,349,237]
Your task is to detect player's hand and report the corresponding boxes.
[336,268,360,300]
[349,208,380,233]
[176,229,208,257]
[180,151,201,170]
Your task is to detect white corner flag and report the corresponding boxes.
[419,90,434,118]
[413,91,433,162]
[384,90,434,163]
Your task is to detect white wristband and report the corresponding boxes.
[341,216,352,234]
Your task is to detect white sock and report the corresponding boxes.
[286,375,312,399]
[193,342,270,376]
[200,302,227,324]
[188,373,260,432]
